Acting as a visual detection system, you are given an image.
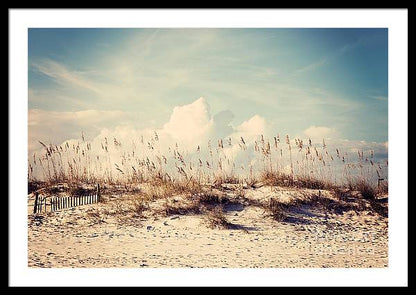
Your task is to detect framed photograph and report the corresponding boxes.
[9,8,408,287]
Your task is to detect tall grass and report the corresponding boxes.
[28,133,388,198]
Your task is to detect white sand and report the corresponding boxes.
[28,186,388,268]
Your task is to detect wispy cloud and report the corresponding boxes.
[369,95,388,101]
[296,58,328,74]
[31,58,102,94]
[295,39,362,75]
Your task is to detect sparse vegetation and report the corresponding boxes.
[205,206,234,229]
[28,133,388,226]
[265,198,288,221]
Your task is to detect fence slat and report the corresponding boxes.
[33,193,39,214]
[34,183,101,214]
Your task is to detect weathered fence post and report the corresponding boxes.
[33,192,39,214]
[97,183,101,202]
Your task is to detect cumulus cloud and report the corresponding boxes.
[303,125,337,140]
[161,97,214,146]
[236,115,267,140]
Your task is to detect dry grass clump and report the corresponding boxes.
[264,198,288,221]
[205,206,233,229]
[260,171,293,187]
[161,197,201,216]
[377,180,388,195]
[260,171,330,190]
[289,193,333,208]
[129,196,149,217]
[369,199,388,217]
[28,181,45,194]
[69,186,96,197]
[294,176,331,190]
[353,180,377,200]
[156,189,239,229]
[344,179,388,211]
[211,174,241,189]
[85,193,150,226]
[86,211,107,225]
[196,191,228,205]
[145,178,203,200]
[263,191,374,221]
[159,190,231,217]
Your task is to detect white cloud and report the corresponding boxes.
[161,97,213,146]
[303,125,336,140]
[235,115,267,142]
[28,109,128,155]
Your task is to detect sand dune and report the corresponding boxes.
[28,185,388,268]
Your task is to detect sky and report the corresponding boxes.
[28,28,388,158]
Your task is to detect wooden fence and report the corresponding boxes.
[33,184,101,214]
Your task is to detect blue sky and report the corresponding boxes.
[28,28,388,152]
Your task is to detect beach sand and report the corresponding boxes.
[28,185,388,268]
